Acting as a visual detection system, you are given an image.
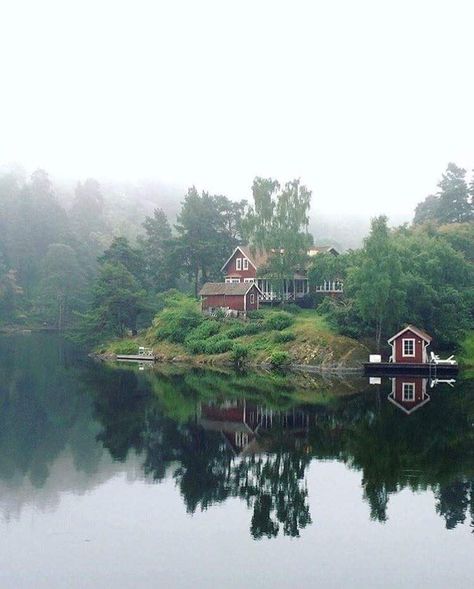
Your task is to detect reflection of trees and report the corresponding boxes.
[83,362,474,535]
[0,334,102,488]
[233,452,312,539]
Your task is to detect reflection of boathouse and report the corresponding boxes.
[388,377,430,415]
[199,399,310,455]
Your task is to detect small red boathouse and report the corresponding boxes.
[388,376,430,414]
[199,282,263,315]
[388,325,432,364]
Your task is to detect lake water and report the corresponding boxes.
[0,333,473,588]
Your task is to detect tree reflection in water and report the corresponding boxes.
[0,334,473,538]
[87,364,474,537]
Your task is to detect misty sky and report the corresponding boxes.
[1,0,474,217]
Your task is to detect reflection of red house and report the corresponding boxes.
[388,377,430,414]
[198,400,311,454]
[388,325,432,364]
[199,282,262,316]
[199,400,260,455]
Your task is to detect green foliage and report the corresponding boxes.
[280,303,302,314]
[202,335,233,354]
[460,332,474,367]
[224,321,263,338]
[230,343,249,364]
[318,221,474,348]
[243,177,312,297]
[152,297,203,344]
[414,163,473,225]
[269,350,290,367]
[185,320,221,344]
[110,339,140,354]
[264,311,295,331]
[174,187,246,295]
[274,331,296,343]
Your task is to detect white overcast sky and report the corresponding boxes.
[1,0,474,217]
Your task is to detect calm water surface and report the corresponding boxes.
[0,334,473,588]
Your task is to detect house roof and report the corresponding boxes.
[388,393,431,415]
[307,245,340,256]
[199,282,263,296]
[221,244,340,273]
[388,325,432,344]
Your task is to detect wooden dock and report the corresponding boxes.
[364,362,458,377]
[116,354,156,362]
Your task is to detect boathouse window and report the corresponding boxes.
[236,258,242,270]
[250,293,255,304]
[243,258,249,270]
[402,338,415,357]
[226,278,241,283]
[244,278,254,283]
[402,382,415,401]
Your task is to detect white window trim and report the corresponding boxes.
[250,293,255,304]
[236,257,242,270]
[402,382,415,401]
[243,258,249,270]
[243,278,254,283]
[402,338,415,357]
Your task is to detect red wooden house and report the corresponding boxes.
[220,244,342,301]
[388,376,430,414]
[388,325,432,364]
[199,281,262,315]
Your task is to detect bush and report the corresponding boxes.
[264,311,294,331]
[225,321,263,339]
[280,303,302,314]
[247,309,265,320]
[269,350,290,367]
[111,339,139,354]
[230,343,249,364]
[185,320,220,344]
[273,331,296,343]
[152,299,203,343]
[204,336,233,354]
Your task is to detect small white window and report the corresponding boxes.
[402,338,415,357]
[403,382,415,401]
[244,278,254,283]
[243,258,249,270]
[236,258,242,270]
[231,278,241,283]
[250,293,255,304]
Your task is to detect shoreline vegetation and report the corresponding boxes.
[94,295,370,372]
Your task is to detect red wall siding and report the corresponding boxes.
[223,250,256,280]
[202,294,246,311]
[393,329,425,363]
[394,377,425,402]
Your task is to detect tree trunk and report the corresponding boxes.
[375,319,383,352]
[194,265,199,298]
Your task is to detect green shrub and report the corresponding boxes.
[111,339,139,354]
[274,331,296,343]
[152,299,203,343]
[230,343,249,364]
[247,310,265,320]
[186,338,208,354]
[269,350,290,367]
[225,321,263,339]
[280,303,302,314]
[185,320,220,344]
[204,337,233,354]
[264,311,294,331]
